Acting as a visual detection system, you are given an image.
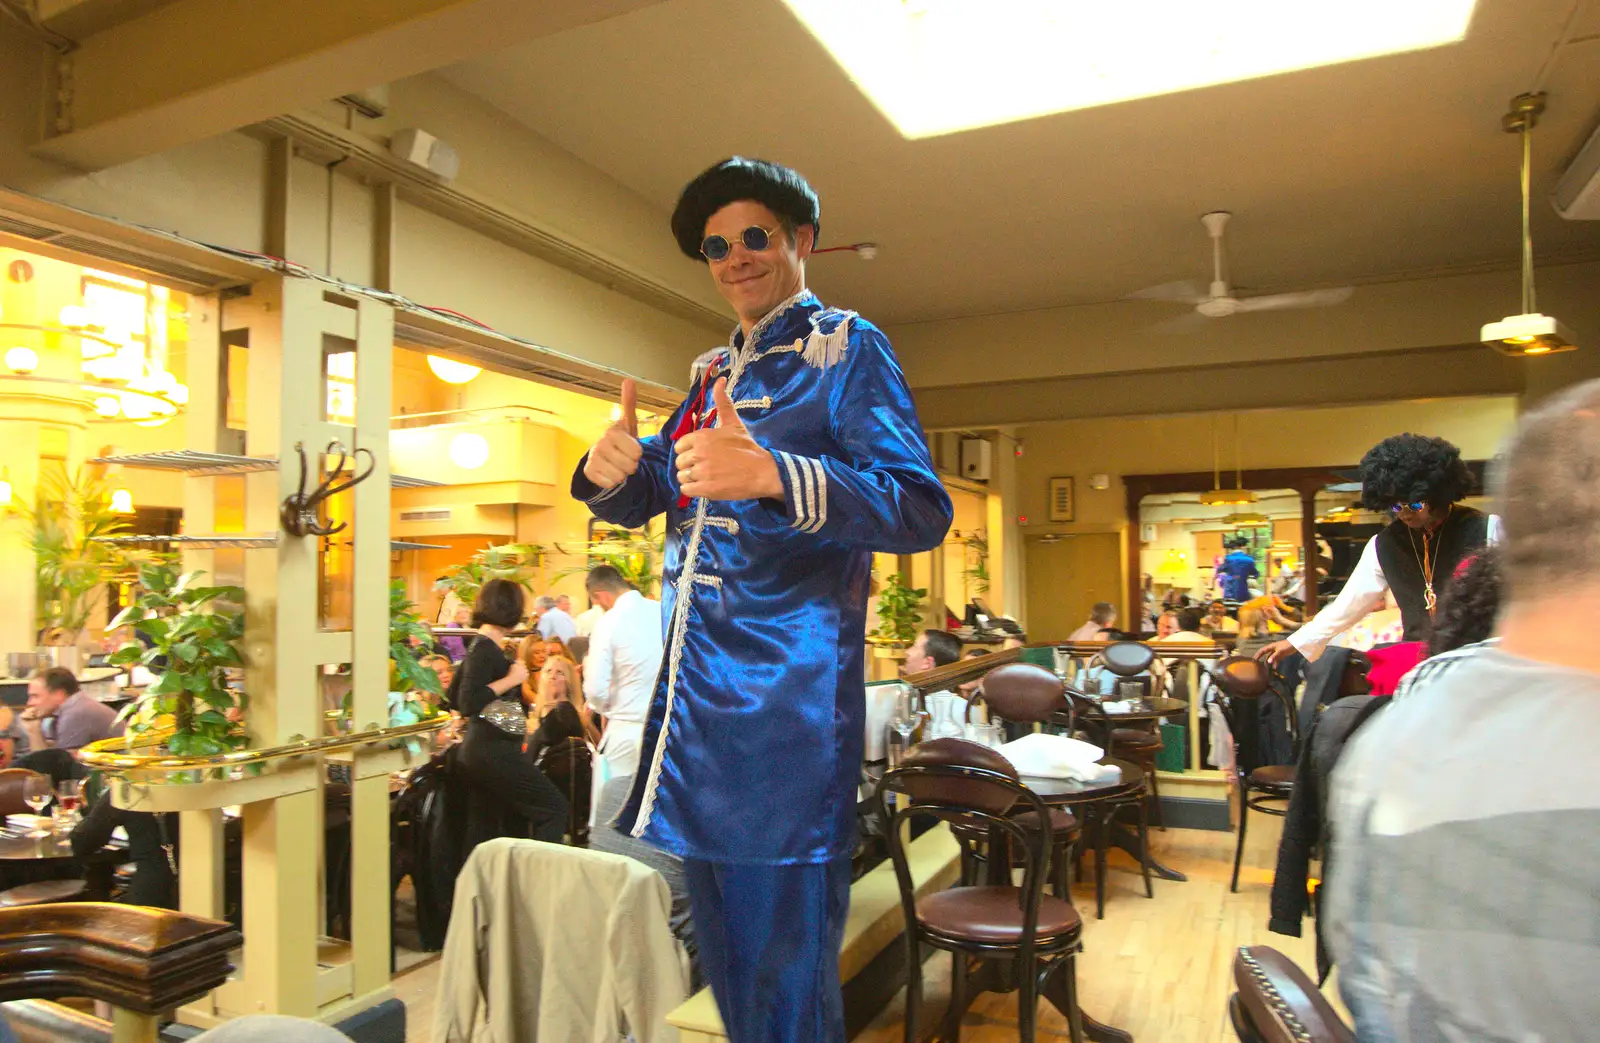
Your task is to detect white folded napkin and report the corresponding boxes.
[1101,699,1134,714]
[999,732,1113,781]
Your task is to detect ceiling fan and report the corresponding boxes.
[1130,212,1354,320]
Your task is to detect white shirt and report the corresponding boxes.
[537,607,577,642]
[583,590,663,726]
[1290,514,1501,662]
[573,605,604,639]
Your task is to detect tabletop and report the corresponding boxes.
[1019,756,1143,805]
[0,831,80,861]
[1096,697,1188,724]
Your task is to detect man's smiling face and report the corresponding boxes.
[702,200,812,329]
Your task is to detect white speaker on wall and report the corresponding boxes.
[389,128,460,181]
[960,438,992,481]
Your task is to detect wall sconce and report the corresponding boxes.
[427,355,482,384]
[4,347,39,375]
[448,432,490,470]
[109,489,134,514]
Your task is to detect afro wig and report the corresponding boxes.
[1358,433,1474,512]
[671,157,820,261]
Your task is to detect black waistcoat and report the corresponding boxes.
[1373,506,1491,642]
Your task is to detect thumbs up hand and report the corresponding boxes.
[583,378,643,490]
[675,378,782,502]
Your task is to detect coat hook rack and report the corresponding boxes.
[280,440,375,537]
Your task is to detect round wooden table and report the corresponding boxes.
[0,831,79,861]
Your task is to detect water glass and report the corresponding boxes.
[21,776,51,838]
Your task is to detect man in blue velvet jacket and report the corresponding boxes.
[571,157,952,1042]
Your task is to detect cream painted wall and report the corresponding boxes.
[1017,395,1520,536]
[392,202,713,390]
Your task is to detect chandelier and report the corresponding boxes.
[0,268,188,426]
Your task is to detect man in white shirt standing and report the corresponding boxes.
[583,565,664,799]
[1258,434,1497,665]
[533,595,577,643]
[573,598,605,639]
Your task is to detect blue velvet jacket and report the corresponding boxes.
[570,291,952,864]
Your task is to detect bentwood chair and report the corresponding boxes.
[882,739,1086,1043]
[1088,641,1169,829]
[966,665,1081,902]
[979,664,1149,918]
[1228,946,1354,1043]
[1211,657,1301,892]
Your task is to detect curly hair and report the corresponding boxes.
[1358,433,1474,512]
[1427,548,1504,655]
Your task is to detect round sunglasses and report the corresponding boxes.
[700,225,777,262]
[1389,501,1427,514]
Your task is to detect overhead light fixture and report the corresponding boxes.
[1225,512,1270,525]
[448,431,490,470]
[427,355,482,384]
[779,0,1477,138]
[1199,414,1258,506]
[1482,92,1579,357]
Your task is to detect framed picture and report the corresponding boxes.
[1048,477,1075,522]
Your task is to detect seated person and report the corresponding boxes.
[22,667,122,755]
[0,704,30,768]
[1154,610,1180,639]
[1152,608,1213,645]
[589,773,699,988]
[1198,599,1239,637]
[435,605,473,662]
[1067,602,1117,642]
[525,657,600,756]
[70,791,176,909]
[900,629,963,732]
[1232,604,1277,660]
[1326,391,1600,1040]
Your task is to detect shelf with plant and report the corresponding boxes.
[432,542,546,607]
[870,571,927,648]
[22,468,170,658]
[554,524,665,598]
[107,563,247,778]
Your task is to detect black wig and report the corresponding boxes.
[1428,547,1503,655]
[1358,433,1474,512]
[670,157,820,261]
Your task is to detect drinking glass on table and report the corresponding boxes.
[21,776,52,838]
[889,685,924,768]
[55,779,83,823]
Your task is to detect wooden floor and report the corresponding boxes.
[394,811,1339,1042]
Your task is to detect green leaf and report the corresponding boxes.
[172,642,199,664]
[108,645,144,666]
[150,671,185,696]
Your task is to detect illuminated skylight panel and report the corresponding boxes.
[780,0,1478,138]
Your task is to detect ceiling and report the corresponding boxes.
[441,0,1600,325]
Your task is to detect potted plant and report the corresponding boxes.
[870,572,927,655]
[432,542,545,608]
[108,563,247,768]
[555,525,665,598]
[963,531,991,596]
[384,579,443,726]
[20,468,153,669]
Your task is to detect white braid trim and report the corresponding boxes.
[799,311,854,371]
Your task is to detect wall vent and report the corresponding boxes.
[398,507,452,523]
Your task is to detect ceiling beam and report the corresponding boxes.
[913,343,1527,430]
[32,0,664,170]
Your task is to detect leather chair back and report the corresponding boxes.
[902,738,1020,816]
[1099,641,1155,677]
[1215,656,1272,698]
[1337,650,1373,697]
[0,769,48,818]
[978,664,1064,724]
[1230,946,1354,1043]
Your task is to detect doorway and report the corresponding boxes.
[1024,533,1123,641]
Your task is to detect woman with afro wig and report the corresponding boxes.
[1258,433,1498,664]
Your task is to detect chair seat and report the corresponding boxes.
[918,885,1082,945]
[0,878,87,908]
[1011,807,1080,837]
[1249,764,1296,789]
[1111,727,1162,750]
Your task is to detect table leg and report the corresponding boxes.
[1106,821,1187,882]
[1040,961,1133,1043]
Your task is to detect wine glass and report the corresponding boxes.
[889,685,923,768]
[21,776,52,838]
[55,779,83,822]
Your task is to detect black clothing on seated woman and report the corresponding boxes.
[446,636,568,847]
[527,702,593,843]
[70,793,176,908]
[526,701,586,762]
[17,748,86,788]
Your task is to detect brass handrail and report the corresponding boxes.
[79,714,449,772]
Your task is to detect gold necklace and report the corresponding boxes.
[1407,506,1450,615]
